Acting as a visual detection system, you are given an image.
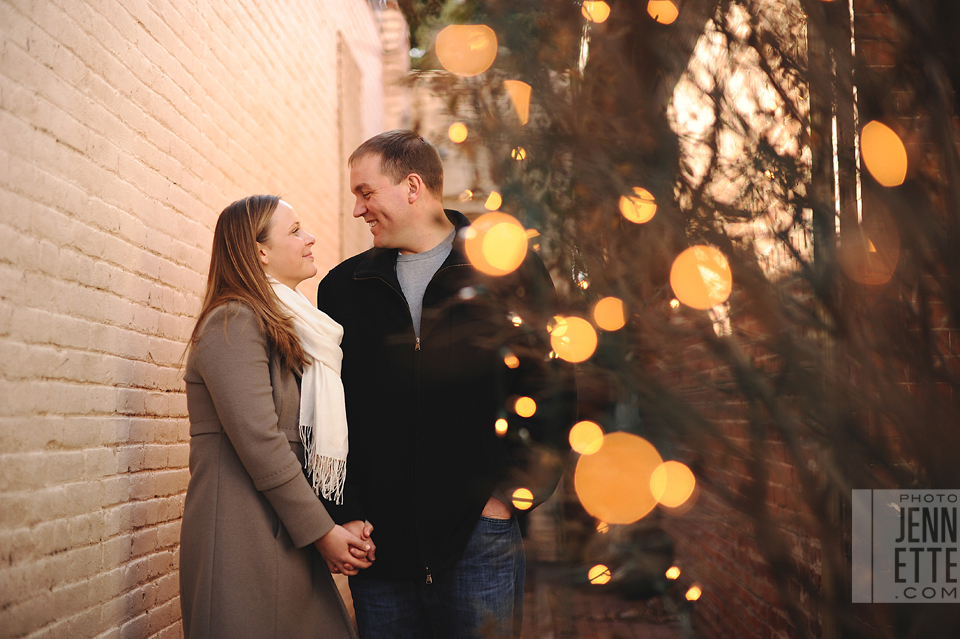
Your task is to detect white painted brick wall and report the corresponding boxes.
[0,1,401,636]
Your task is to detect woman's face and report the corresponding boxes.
[258,200,317,289]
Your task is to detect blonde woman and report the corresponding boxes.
[180,195,372,639]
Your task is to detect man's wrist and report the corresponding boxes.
[481,495,512,519]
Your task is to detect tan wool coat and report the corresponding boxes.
[180,303,356,639]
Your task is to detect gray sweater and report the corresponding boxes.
[396,230,455,338]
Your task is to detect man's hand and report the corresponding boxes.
[315,525,373,576]
[342,519,376,562]
[481,496,512,520]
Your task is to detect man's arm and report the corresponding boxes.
[492,253,578,511]
[316,273,369,525]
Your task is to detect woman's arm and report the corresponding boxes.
[192,304,370,571]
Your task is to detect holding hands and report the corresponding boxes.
[342,520,376,562]
[315,521,376,576]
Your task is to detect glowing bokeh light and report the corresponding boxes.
[512,487,534,510]
[593,296,626,331]
[861,120,908,187]
[510,314,524,327]
[575,432,663,524]
[511,147,527,161]
[569,420,605,455]
[484,191,503,210]
[483,222,526,270]
[495,418,508,436]
[459,189,473,202]
[514,396,537,418]
[527,230,541,252]
[581,1,611,23]
[550,316,598,363]
[619,187,657,224]
[503,353,520,369]
[503,80,532,125]
[435,25,498,76]
[448,122,468,143]
[669,298,680,309]
[548,315,567,336]
[650,461,697,508]
[588,564,612,585]
[647,0,679,24]
[596,521,609,534]
[669,246,733,310]
[838,197,900,285]
[464,212,528,276]
[686,585,703,601]
[666,566,681,580]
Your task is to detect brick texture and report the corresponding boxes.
[657,322,820,639]
[0,1,399,637]
[659,5,925,638]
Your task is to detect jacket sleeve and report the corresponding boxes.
[193,304,335,548]
[316,275,368,524]
[494,253,578,510]
[316,274,331,312]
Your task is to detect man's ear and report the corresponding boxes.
[406,173,425,204]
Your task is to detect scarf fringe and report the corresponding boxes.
[300,422,346,505]
[267,277,348,505]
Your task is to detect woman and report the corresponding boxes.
[180,195,370,639]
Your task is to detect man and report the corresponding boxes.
[317,130,575,638]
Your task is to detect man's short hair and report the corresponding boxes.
[349,130,444,198]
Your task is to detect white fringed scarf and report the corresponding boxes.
[268,276,348,504]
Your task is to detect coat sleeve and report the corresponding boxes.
[494,253,578,510]
[193,304,335,548]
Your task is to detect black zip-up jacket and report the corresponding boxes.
[317,210,576,582]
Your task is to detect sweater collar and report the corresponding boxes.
[353,209,470,281]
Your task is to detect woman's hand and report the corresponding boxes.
[314,525,373,576]
[342,520,376,562]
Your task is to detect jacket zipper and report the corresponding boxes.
[356,274,431,581]
[356,264,469,585]
[413,263,466,583]
[414,331,430,582]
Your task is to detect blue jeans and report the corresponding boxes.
[349,515,525,639]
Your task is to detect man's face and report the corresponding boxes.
[350,154,415,251]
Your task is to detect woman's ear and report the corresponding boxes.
[256,242,269,266]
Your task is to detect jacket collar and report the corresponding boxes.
[353,209,471,281]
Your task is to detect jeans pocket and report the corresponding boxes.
[478,515,514,528]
